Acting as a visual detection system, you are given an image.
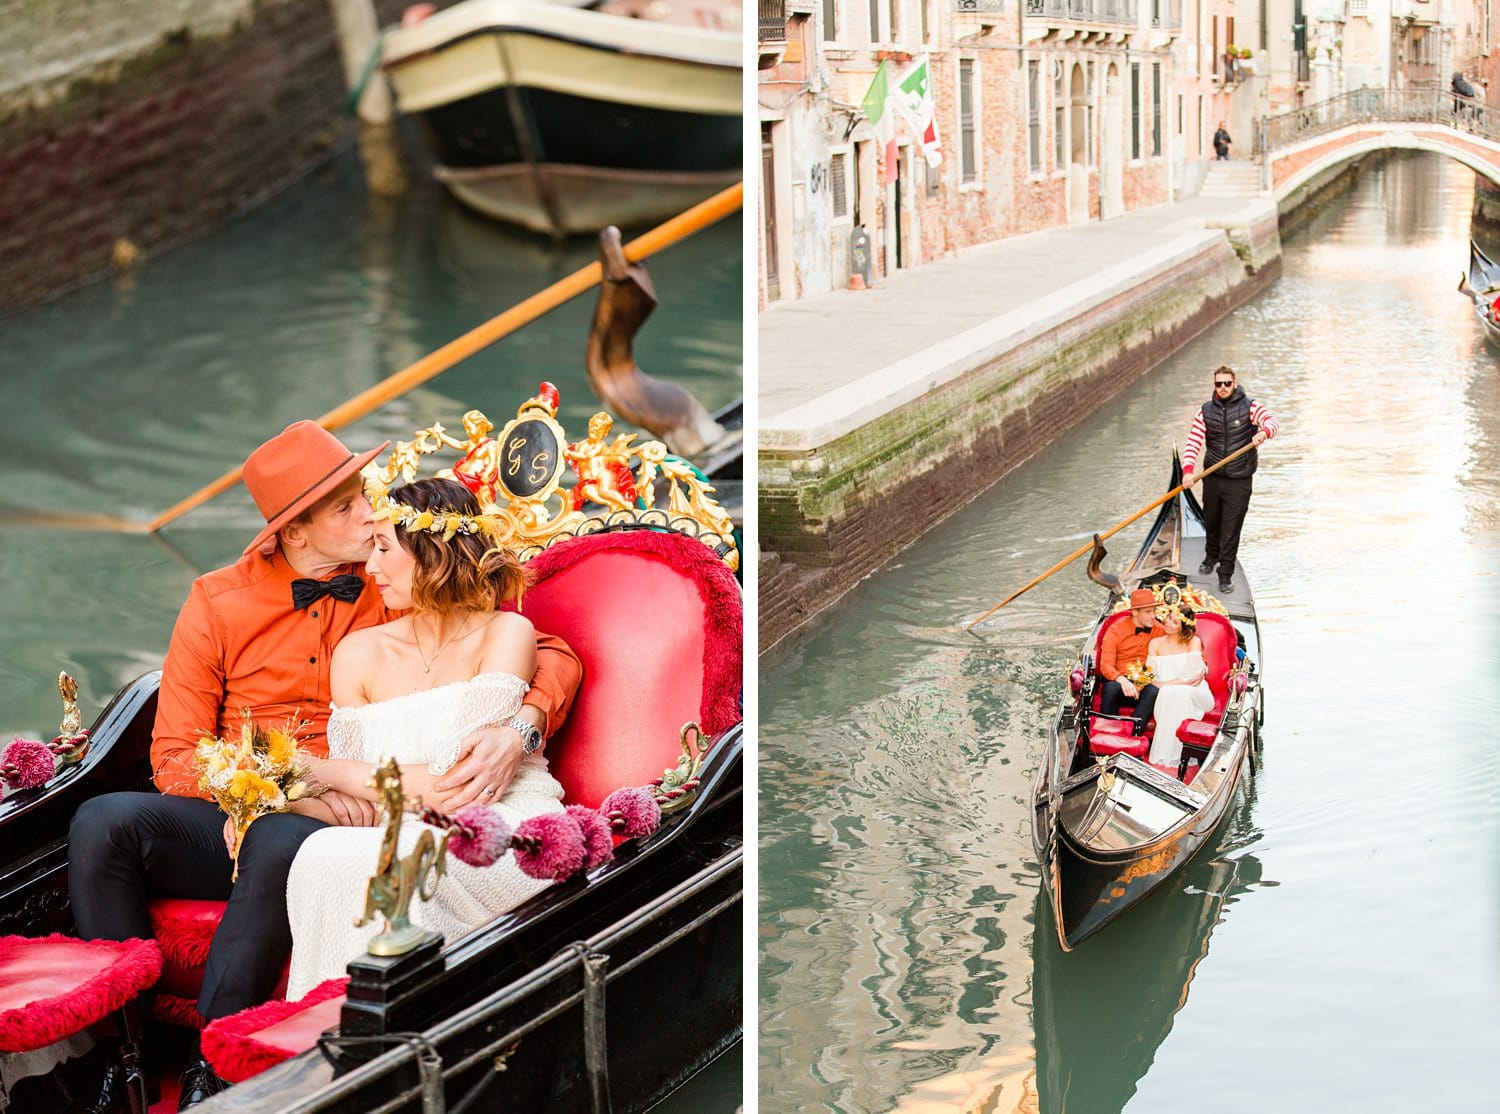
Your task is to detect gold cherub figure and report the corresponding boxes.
[564,413,650,512]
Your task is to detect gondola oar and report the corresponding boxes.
[2,182,744,535]
[963,440,1259,631]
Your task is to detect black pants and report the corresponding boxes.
[69,792,327,1020]
[1202,473,1253,577]
[1100,680,1159,732]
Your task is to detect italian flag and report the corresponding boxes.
[891,56,943,168]
[861,61,900,184]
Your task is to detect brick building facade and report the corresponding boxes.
[759,0,1180,304]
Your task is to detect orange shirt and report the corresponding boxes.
[151,547,581,797]
[1099,619,1165,682]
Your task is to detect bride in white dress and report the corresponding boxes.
[1144,607,1214,770]
[283,479,565,1000]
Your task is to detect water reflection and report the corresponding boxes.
[1032,799,1267,1113]
[760,151,1500,1113]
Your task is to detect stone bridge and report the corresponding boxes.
[1254,88,1500,202]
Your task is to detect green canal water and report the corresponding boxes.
[0,145,741,1108]
[759,152,1500,1112]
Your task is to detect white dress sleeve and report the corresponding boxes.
[426,673,531,776]
[326,706,366,761]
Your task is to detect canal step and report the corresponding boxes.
[1200,161,1264,197]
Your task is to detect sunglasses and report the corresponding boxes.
[1214,379,1234,387]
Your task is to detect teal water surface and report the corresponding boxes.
[759,152,1500,1113]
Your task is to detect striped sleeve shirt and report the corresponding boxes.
[1182,400,1280,476]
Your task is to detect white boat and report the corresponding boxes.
[381,0,742,236]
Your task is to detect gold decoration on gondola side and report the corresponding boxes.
[53,672,90,766]
[360,385,737,570]
[653,723,710,815]
[357,757,451,957]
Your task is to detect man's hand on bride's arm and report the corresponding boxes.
[433,706,543,810]
[288,791,378,826]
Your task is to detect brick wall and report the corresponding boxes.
[0,0,407,311]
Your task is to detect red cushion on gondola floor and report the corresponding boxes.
[0,935,162,1053]
[201,978,347,1083]
[518,532,742,810]
[1087,720,1150,759]
[147,898,290,1013]
[1176,718,1218,748]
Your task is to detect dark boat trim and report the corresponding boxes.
[383,24,740,75]
[414,85,742,174]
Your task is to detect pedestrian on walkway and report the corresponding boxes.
[1452,71,1477,122]
[1213,122,1232,161]
[1181,365,1279,595]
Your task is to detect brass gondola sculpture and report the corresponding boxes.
[356,758,451,957]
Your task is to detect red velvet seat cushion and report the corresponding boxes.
[1194,612,1238,714]
[1087,718,1150,759]
[517,531,742,809]
[147,898,289,1025]
[201,977,348,1083]
[1175,718,1219,749]
[0,935,162,1053]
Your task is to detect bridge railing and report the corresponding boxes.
[1255,86,1500,155]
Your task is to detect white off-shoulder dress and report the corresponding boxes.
[284,672,565,1000]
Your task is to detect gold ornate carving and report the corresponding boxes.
[653,723,710,815]
[356,758,450,957]
[361,384,738,570]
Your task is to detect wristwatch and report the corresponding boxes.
[508,716,544,756]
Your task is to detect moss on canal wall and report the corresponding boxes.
[761,223,1282,654]
[0,0,406,311]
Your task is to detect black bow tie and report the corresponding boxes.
[1135,626,1153,634]
[291,574,364,611]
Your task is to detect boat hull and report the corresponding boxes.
[1044,745,1251,949]
[383,1,741,236]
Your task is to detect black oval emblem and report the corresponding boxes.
[498,419,562,498]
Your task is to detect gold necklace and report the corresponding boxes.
[412,613,483,674]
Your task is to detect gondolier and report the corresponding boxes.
[1181,366,1279,595]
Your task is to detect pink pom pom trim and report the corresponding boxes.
[599,787,661,840]
[566,804,615,871]
[511,812,585,881]
[2,738,57,789]
[447,804,513,868]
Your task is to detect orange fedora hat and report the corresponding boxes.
[241,421,389,556]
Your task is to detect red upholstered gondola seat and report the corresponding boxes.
[1085,608,1240,762]
[194,530,742,1077]
[0,934,161,1053]
[1085,611,1154,758]
[146,899,290,1029]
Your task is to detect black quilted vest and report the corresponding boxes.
[1201,386,1256,478]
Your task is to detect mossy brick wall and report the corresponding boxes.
[760,232,1284,653]
[0,0,407,310]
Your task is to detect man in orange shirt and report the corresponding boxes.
[67,422,581,1109]
[1098,588,1164,735]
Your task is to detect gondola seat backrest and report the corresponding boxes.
[517,530,743,809]
[1193,611,1238,721]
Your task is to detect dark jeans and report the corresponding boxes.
[1215,147,1229,160]
[1202,473,1254,577]
[69,792,327,1019]
[1100,680,1159,733]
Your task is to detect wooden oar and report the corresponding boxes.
[963,441,1260,631]
[3,182,744,535]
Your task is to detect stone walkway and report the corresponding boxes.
[760,192,1276,446]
